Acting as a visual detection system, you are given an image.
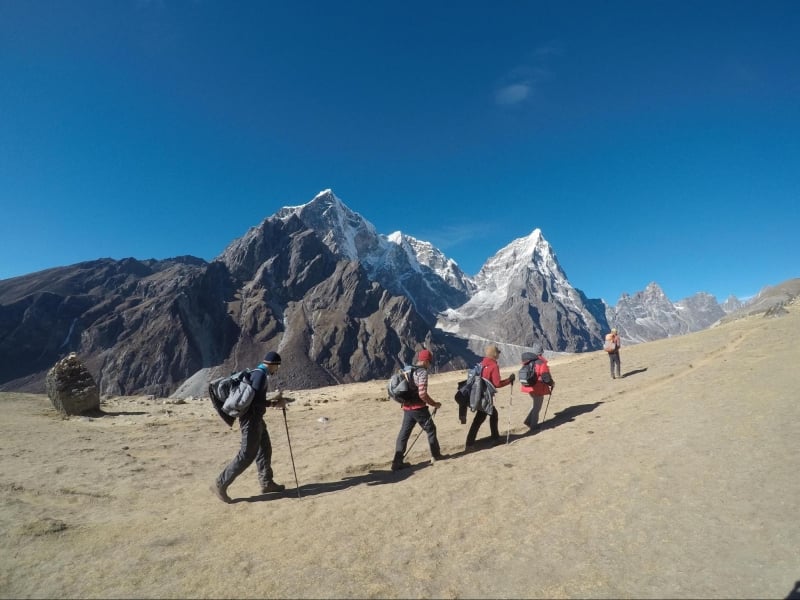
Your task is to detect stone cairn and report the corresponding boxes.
[45,353,100,416]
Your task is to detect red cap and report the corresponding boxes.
[417,349,433,363]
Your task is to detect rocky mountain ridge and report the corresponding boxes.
[0,189,784,397]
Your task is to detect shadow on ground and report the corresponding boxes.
[235,463,425,502]
[621,368,648,378]
[81,409,149,417]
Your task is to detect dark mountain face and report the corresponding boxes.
[0,216,465,395]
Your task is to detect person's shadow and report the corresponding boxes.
[786,580,800,599]
[235,462,423,502]
[80,408,148,417]
[476,402,605,446]
[621,368,648,378]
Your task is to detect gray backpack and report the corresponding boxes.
[387,366,419,403]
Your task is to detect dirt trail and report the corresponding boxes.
[1,306,798,599]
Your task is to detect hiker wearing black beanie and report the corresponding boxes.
[211,351,287,503]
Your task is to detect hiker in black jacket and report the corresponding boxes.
[211,351,286,503]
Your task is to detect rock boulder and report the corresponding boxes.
[45,353,100,416]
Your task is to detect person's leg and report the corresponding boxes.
[615,354,622,378]
[609,354,616,379]
[392,410,416,469]
[524,394,544,429]
[253,419,284,491]
[414,407,441,458]
[216,416,262,494]
[489,407,500,439]
[466,411,487,446]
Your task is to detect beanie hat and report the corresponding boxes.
[263,351,282,365]
[417,349,433,363]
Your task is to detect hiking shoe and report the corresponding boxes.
[391,461,411,471]
[431,453,448,463]
[261,480,286,493]
[210,482,232,504]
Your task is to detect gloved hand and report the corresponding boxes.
[507,373,516,384]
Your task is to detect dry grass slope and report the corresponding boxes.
[1,302,799,599]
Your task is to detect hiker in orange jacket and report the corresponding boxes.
[605,328,622,379]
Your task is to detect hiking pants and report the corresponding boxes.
[395,407,440,456]
[466,407,499,445]
[609,352,621,378]
[523,394,545,429]
[217,413,274,490]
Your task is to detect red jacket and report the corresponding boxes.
[520,355,553,396]
[480,357,512,388]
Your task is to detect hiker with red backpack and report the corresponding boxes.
[211,351,287,503]
[519,342,555,432]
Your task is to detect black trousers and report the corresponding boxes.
[394,406,440,457]
[217,412,274,489]
[466,407,499,445]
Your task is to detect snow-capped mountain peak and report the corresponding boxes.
[475,228,569,293]
[275,189,380,261]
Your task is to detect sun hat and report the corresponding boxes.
[417,349,433,363]
[263,351,282,365]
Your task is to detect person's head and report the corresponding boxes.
[416,349,433,367]
[531,342,544,356]
[263,351,282,375]
[611,328,618,335]
[484,344,501,360]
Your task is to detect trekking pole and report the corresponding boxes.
[403,407,438,460]
[506,384,513,445]
[281,405,301,499]
[541,389,553,426]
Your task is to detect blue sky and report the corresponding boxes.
[1,1,798,303]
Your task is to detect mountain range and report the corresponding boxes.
[0,189,794,397]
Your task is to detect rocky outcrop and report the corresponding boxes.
[45,353,99,415]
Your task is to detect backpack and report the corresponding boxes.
[518,361,538,387]
[519,355,554,388]
[603,338,616,353]
[387,366,419,403]
[208,369,255,425]
[454,362,483,405]
[469,373,497,415]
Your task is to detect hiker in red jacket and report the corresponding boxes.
[520,343,555,431]
[465,344,515,449]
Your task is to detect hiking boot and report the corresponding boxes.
[210,481,232,504]
[431,452,448,464]
[261,480,286,493]
[391,461,411,471]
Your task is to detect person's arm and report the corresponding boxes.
[489,362,514,387]
[251,368,285,408]
[416,371,441,409]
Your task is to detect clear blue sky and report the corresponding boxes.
[1,1,798,304]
